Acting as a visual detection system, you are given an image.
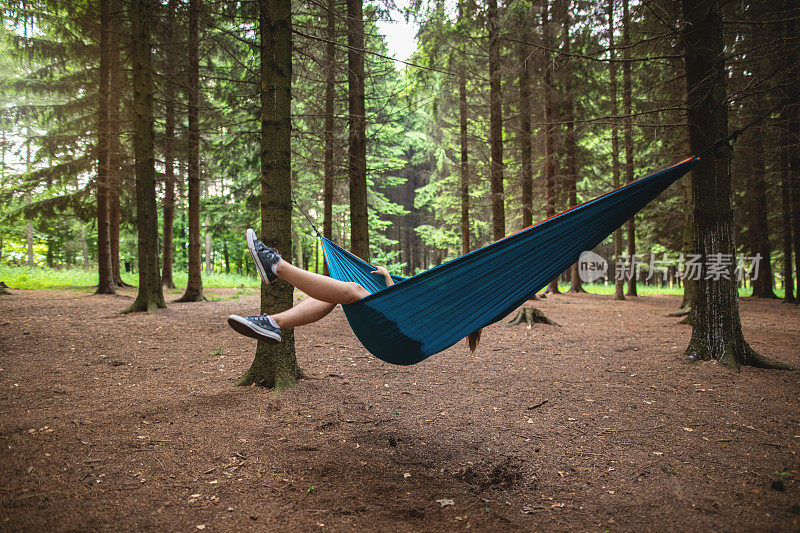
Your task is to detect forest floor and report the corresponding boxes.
[1,287,799,532]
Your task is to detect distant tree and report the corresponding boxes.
[607,0,625,301]
[347,0,369,260]
[161,0,177,289]
[177,0,204,302]
[516,6,532,229]
[541,0,560,294]
[488,0,504,241]
[561,2,583,293]
[622,0,636,296]
[96,0,115,295]
[125,0,165,312]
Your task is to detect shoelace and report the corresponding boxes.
[250,315,275,328]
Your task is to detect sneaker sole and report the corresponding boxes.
[227,315,281,344]
[246,228,272,286]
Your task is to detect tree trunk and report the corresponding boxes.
[205,227,212,273]
[563,5,583,293]
[81,228,89,270]
[223,240,230,274]
[517,14,532,229]
[542,1,560,294]
[161,0,177,289]
[237,0,302,392]
[96,0,115,294]
[125,0,165,313]
[108,0,125,288]
[779,107,794,302]
[322,0,335,264]
[744,126,776,298]
[460,74,470,254]
[177,0,204,302]
[623,0,636,296]
[347,0,369,260]
[608,0,625,300]
[681,0,788,370]
[488,0,504,241]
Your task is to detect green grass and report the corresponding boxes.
[0,265,786,299]
[0,265,261,290]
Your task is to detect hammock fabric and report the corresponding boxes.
[321,156,699,366]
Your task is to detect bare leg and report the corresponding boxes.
[275,259,368,304]
[272,297,336,328]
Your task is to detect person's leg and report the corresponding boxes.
[271,297,336,328]
[275,259,369,304]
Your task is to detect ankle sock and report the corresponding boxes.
[267,315,279,328]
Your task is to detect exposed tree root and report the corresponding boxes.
[685,341,796,372]
[507,307,560,328]
[174,291,206,303]
[0,282,10,295]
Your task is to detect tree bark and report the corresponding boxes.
[177,0,204,302]
[744,125,776,298]
[108,0,126,288]
[681,0,789,370]
[205,226,212,273]
[161,0,177,289]
[125,0,165,313]
[562,5,583,293]
[623,0,636,296]
[779,107,794,302]
[96,0,116,294]
[488,0,505,241]
[517,14,532,229]
[347,0,369,260]
[608,0,625,300]
[322,0,335,248]
[460,74,470,254]
[542,1,560,294]
[237,0,302,392]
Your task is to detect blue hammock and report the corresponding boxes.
[321,156,699,366]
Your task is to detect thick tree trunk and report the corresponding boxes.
[237,0,302,392]
[125,0,165,313]
[177,0,205,302]
[162,0,177,289]
[459,74,470,254]
[563,7,583,293]
[542,1,560,294]
[96,0,116,295]
[623,0,636,296]
[681,0,788,370]
[488,0,504,241]
[608,0,625,300]
[347,0,369,260]
[322,0,335,250]
[517,15,532,229]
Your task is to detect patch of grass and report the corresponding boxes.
[555,282,785,299]
[0,265,260,290]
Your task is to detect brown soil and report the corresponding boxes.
[1,288,799,531]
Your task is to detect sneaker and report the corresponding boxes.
[246,228,281,285]
[227,314,282,344]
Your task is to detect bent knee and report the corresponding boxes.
[345,282,369,303]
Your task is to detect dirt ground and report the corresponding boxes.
[1,287,798,532]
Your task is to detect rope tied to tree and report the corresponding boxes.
[697,100,787,160]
